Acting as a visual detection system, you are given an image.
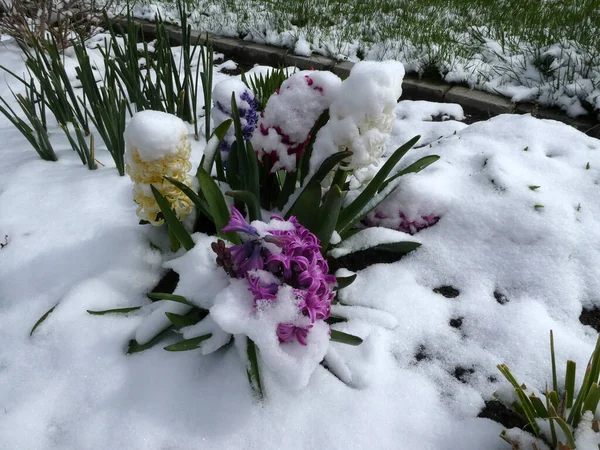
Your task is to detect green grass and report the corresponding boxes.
[145,0,600,113]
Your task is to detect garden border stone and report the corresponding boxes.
[115,18,600,139]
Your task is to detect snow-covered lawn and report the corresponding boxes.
[1,37,600,449]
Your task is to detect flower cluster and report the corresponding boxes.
[212,207,336,345]
[251,70,342,172]
[310,60,405,173]
[124,110,194,225]
[365,210,440,235]
[212,78,259,157]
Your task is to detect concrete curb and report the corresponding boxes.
[119,19,600,139]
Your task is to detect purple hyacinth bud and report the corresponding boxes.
[222,206,258,236]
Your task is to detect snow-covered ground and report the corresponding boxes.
[1,36,600,449]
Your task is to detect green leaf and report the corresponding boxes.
[336,274,357,290]
[164,176,212,220]
[299,109,330,185]
[529,185,541,191]
[586,162,590,170]
[196,167,241,244]
[165,311,204,328]
[164,334,212,351]
[87,306,142,315]
[226,190,261,222]
[285,182,322,228]
[551,330,559,397]
[200,119,232,173]
[151,185,195,251]
[497,364,541,435]
[534,204,544,210]
[337,135,420,233]
[330,330,363,346]
[245,140,261,208]
[566,360,576,409]
[225,141,241,190]
[127,328,173,354]
[147,292,195,307]
[246,337,263,398]
[306,150,353,187]
[552,416,577,449]
[529,393,549,418]
[583,382,600,415]
[30,303,58,336]
[379,155,440,192]
[368,241,421,255]
[313,185,344,252]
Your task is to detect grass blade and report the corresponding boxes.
[30,303,58,336]
[87,306,142,315]
[150,185,195,251]
[330,329,363,346]
[164,334,212,351]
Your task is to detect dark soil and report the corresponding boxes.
[580,307,600,332]
[453,366,474,383]
[433,286,460,298]
[494,291,509,305]
[478,400,528,430]
[449,317,463,328]
[414,344,429,362]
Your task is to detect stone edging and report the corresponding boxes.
[118,19,600,139]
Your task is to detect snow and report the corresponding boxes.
[125,110,189,162]
[1,37,600,450]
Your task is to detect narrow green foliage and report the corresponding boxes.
[30,303,58,336]
[197,167,241,244]
[336,274,357,290]
[330,330,363,346]
[164,176,212,220]
[151,185,195,251]
[61,124,96,170]
[285,182,322,229]
[529,185,541,191]
[242,67,289,110]
[535,204,544,210]
[147,292,195,307]
[313,185,344,253]
[87,306,141,315]
[246,338,263,398]
[164,334,212,351]
[200,119,232,173]
[226,190,261,222]
[586,162,590,170]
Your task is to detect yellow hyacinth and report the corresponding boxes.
[124,111,194,226]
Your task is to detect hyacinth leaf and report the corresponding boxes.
[164,334,212,351]
[276,168,298,210]
[230,95,249,186]
[226,141,241,190]
[369,241,422,255]
[165,311,203,328]
[164,176,212,220]
[147,292,196,307]
[552,416,576,449]
[283,150,350,217]
[336,135,421,233]
[285,182,321,229]
[566,360,576,409]
[245,141,261,202]
[379,155,441,192]
[30,303,58,336]
[299,109,330,185]
[127,328,173,354]
[200,119,232,173]
[546,392,559,447]
[87,306,142,315]
[314,185,344,252]
[151,185,195,251]
[225,190,261,222]
[197,167,241,245]
[330,330,363,346]
[246,337,263,398]
[529,393,549,418]
[548,391,560,416]
[336,274,357,290]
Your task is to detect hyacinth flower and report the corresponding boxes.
[211,207,336,346]
[124,110,194,226]
[251,70,342,172]
[364,210,440,235]
[211,78,259,159]
[309,60,406,173]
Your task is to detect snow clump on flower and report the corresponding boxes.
[124,110,194,225]
[208,208,336,389]
[310,60,405,172]
[251,70,342,172]
[211,78,259,157]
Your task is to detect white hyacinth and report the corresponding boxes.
[310,60,405,172]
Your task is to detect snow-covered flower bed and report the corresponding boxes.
[1,28,600,450]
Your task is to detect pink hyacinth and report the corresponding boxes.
[213,209,336,346]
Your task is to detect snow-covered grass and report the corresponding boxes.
[1,34,600,448]
[130,0,600,118]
